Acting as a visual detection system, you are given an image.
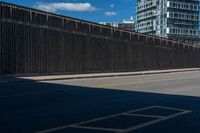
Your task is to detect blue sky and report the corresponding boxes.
[2,0,136,22]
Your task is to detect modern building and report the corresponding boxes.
[136,0,200,44]
[100,17,135,31]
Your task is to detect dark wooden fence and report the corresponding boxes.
[0,2,200,76]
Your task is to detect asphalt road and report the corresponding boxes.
[1,71,200,133]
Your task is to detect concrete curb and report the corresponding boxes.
[1,68,200,83]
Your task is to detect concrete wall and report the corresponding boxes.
[0,2,200,76]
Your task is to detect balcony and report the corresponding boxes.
[136,20,156,29]
[167,12,200,21]
[166,27,200,36]
[137,10,157,21]
[166,1,200,12]
[137,1,157,13]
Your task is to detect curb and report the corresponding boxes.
[1,68,200,83]
[29,68,200,82]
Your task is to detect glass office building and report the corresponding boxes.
[136,0,200,44]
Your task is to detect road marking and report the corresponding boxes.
[152,105,189,111]
[95,77,196,87]
[35,106,191,133]
[35,106,156,133]
[119,108,191,133]
[71,125,122,132]
[124,114,166,119]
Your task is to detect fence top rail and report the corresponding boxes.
[1,1,200,49]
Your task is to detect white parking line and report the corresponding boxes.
[118,110,191,133]
[35,106,157,133]
[71,125,122,132]
[35,106,192,133]
[153,105,189,111]
[124,114,166,119]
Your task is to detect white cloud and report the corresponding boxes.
[105,11,117,17]
[34,2,97,13]
[110,4,114,8]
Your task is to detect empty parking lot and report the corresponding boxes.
[1,71,200,133]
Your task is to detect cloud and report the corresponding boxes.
[34,2,97,13]
[110,4,114,8]
[104,11,117,17]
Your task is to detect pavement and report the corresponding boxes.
[1,70,200,133]
[1,68,200,83]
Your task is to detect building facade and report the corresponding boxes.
[136,0,200,44]
[100,17,135,31]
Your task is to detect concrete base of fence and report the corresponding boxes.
[1,68,200,83]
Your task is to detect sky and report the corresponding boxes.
[1,0,136,22]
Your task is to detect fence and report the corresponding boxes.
[0,2,200,75]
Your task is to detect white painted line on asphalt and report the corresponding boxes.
[124,114,166,119]
[118,109,192,133]
[35,106,157,133]
[125,105,190,116]
[35,106,192,133]
[71,125,122,132]
[153,105,189,112]
[122,106,157,114]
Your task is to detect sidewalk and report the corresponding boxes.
[1,68,200,83]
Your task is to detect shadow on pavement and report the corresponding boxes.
[0,77,200,133]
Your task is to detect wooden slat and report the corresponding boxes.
[0,2,200,76]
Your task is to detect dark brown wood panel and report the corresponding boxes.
[0,2,200,76]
